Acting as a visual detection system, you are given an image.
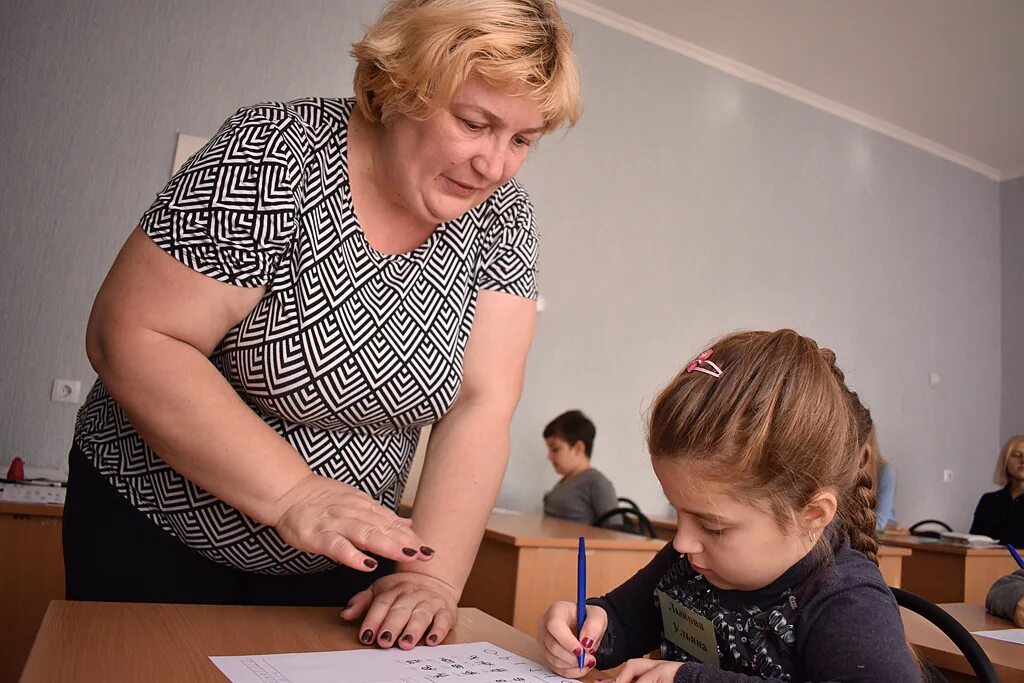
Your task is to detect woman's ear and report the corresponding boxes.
[802,490,838,535]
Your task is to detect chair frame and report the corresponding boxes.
[891,587,1000,683]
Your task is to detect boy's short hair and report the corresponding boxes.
[543,410,596,458]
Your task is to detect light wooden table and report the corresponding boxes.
[882,536,1019,604]
[648,515,911,588]
[21,602,601,682]
[0,502,65,683]
[902,602,1024,683]
[461,512,665,635]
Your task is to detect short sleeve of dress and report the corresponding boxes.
[138,104,309,288]
[475,186,539,300]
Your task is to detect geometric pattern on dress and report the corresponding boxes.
[75,98,538,574]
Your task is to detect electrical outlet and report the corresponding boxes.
[51,378,82,403]
[942,469,954,484]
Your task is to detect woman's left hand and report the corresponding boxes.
[341,571,459,648]
[600,658,683,683]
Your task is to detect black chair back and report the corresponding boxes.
[908,519,954,539]
[594,498,656,538]
[890,587,1000,683]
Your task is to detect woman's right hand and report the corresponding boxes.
[538,601,607,678]
[272,473,434,571]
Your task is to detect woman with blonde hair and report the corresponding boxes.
[970,435,1024,547]
[64,0,580,650]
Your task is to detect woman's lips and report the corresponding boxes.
[443,176,480,198]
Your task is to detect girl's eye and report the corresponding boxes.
[701,526,726,537]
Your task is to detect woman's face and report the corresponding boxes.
[1006,440,1024,482]
[380,76,546,226]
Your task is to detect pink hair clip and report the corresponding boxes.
[686,348,723,378]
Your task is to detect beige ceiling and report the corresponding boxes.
[568,0,1024,181]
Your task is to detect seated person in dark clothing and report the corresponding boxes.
[970,435,1024,547]
[542,410,618,525]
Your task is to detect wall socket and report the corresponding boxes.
[942,469,954,484]
[51,378,82,403]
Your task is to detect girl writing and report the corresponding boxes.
[538,329,919,682]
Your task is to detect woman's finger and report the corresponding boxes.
[424,603,456,645]
[312,533,383,572]
[340,587,373,623]
[360,586,402,648]
[395,599,439,649]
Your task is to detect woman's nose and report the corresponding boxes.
[471,141,506,183]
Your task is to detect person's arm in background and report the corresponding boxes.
[873,462,897,531]
[342,289,535,647]
[591,471,620,523]
[969,493,993,536]
[986,570,1024,626]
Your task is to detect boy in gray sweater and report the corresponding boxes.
[542,410,618,525]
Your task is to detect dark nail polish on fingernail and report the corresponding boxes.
[380,631,392,642]
[401,634,413,644]
[428,634,438,644]
[360,629,373,644]
[364,558,378,569]
[402,547,417,557]
[419,546,435,556]
[587,658,596,668]
[588,647,596,654]
[572,647,582,657]
[581,637,593,648]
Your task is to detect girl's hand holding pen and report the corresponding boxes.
[538,601,607,678]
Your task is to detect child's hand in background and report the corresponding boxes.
[537,601,608,678]
[598,658,683,682]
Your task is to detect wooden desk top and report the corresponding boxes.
[879,544,912,557]
[22,602,600,682]
[482,512,666,550]
[902,602,1024,682]
[0,501,64,517]
[882,536,1010,556]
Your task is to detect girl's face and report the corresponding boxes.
[653,459,821,591]
[380,76,545,227]
[1006,440,1024,482]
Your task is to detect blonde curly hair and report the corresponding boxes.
[351,0,581,132]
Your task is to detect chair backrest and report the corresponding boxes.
[909,519,954,539]
[890,587,1000,683]
[593,505,656,538]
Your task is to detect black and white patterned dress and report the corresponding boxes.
[74,98,538,575]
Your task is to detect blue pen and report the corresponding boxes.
[577,536,587,671]
[1008,544,1024,571]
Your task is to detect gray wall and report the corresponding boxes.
[0,1,1003,531]
[1002,177,1024,444]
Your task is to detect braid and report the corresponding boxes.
[846,470,880,565]
[819,348,880,565]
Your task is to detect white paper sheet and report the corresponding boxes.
[210,641,578,683]
[972,628,1024,645]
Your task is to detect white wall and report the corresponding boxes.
[1002,177,1024,445]
[0,1,1003,531]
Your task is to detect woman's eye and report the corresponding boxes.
[513,136,533,148]
[702,526,726,536]
[461,119,484,131]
